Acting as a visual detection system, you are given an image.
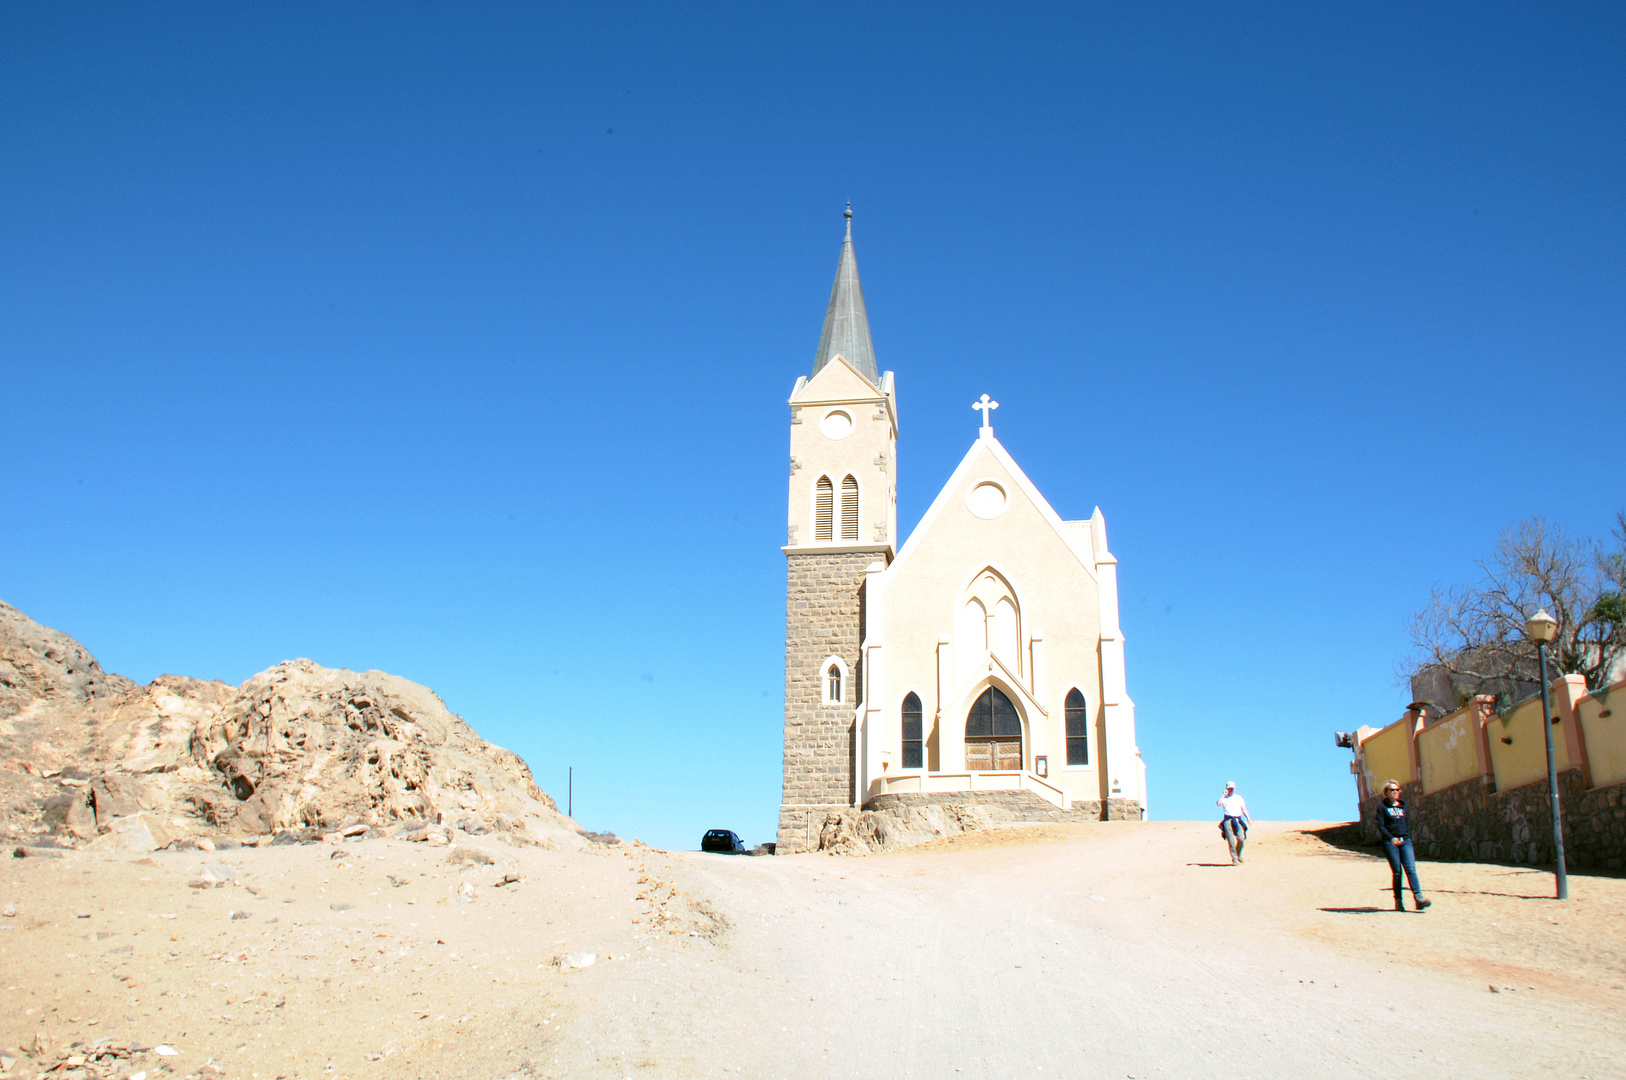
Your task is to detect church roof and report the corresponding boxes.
[811,206,881,388]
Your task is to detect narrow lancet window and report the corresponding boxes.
[840,475,859,541]
[814,476,834,542]
[1065,688,1089,765]
[901,692,923,769]
[826,663,842,704]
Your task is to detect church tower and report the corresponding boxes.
[778,208,897,853]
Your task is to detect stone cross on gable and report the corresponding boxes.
[973,393,999,431]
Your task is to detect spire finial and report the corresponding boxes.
[811,205,879,386]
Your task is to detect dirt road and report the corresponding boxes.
[563,821,1626,1080]
[3,822,1622,1079]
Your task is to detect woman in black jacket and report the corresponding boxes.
[1375,780,1432,912]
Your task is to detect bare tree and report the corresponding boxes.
[1407,514,1626,705]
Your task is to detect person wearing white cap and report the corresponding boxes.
[1217,781,1250,864]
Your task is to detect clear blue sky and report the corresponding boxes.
[3,4,1623,848]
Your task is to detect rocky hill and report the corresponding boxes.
[0,600,582,851]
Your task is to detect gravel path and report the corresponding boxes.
[562,821,1626,1079]
[3,822,1621,1079]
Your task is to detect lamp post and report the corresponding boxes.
[1524,608,1568,900]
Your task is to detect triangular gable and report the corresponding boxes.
[886,433,1099,584]
[791,353,883,404]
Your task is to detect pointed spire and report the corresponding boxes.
[811,204,880,386]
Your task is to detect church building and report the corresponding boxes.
[778,210,1147,853]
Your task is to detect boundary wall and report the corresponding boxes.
[1349,675,1626,870]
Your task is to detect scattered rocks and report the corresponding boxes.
[554,951,596,970]
[330,902,353,912]
[193,864,236,887]
[83,812,172,854]
[445,846,494,866]
[2,902,14,917]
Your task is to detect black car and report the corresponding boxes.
[700,829,746,853]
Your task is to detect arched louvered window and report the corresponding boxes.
[901,692,923,769]
[826,663,843,704]
[814,476,834,542]
[965,687,1022,771]
[840,475,859,541]
[1065,688,1089,765]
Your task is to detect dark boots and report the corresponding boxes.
[1393,874,1432,912]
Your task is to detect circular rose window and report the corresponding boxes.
[819,409,853,440]
[967,481,1007,519]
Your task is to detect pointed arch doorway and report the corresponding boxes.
[964,686,1023,771]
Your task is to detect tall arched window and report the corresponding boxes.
[825,663,843,704]
[840,475,859,541]
[901,692,923,769]
[965,687,1022,771]
[990,597,1018,666]
[814,476,834,542]
[960,598,988,655]
[1065,688,1089,765]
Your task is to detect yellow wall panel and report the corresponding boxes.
[1488,696,1570,792]
[1360,721,1414,795]
[1418,709,1480,794]
[1578,683,1626,787]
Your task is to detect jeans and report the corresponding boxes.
[1383,837,1422,897]
[1222,817,1246,862]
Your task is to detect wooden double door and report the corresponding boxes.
[964,739,1023,772]
[964,687,1023,771]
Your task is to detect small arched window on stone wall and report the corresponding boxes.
[814,476,834,542]
[965,687,1022,771]
[901,692,923,769]
[840,475,859,541]
[819,657,845,709]
[1065,688,1089,765]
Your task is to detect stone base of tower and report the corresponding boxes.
[775,803,852,854]
[778,549,876,855]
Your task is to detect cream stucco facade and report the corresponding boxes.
[777,212,1145,852]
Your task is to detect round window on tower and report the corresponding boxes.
[819,409,853,440]
[967,480,1007,519]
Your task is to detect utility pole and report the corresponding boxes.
[568,766,573,819]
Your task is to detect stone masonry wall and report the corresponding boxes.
[1357,769,1626,871]
[866,790,1107,822]
[778,551,876,854]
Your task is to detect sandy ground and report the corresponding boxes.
[3,821,1623,1080]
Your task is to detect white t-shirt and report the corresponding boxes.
[1218,793,1247,817]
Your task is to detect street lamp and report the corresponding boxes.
[1524,608,1568,900]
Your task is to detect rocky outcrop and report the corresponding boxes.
[1,601,134,723]
[1,601,580,850]
[816,790,1121,854]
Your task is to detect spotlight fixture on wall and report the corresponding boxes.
[1333,731,1354,749]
